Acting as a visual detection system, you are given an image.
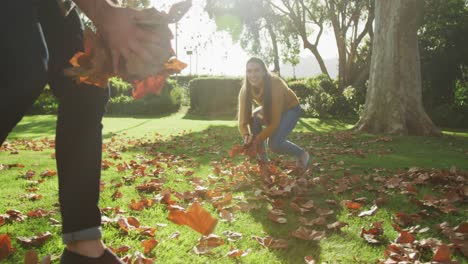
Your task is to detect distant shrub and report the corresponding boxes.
[29,86,58,114]
[106,79,182,115]
[189,77,242,117]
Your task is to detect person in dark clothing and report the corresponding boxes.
[0,0,161,263]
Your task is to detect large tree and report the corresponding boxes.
[354,0,440,136]
[205,0,300,74]
[266,0,374,89]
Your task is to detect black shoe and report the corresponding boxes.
[60,248,124,264]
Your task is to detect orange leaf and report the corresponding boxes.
[432,244,452,262]
[141,238,158,254]
[0,234,13,261]
[343,200,362,210]
[396,231,415,244]
[167,202,218,235]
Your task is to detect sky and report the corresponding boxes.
[151,0,338,76]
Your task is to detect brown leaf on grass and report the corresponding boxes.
[226,247,250,258]
[22,194,43,201]
[358,205,378,217]
[299,216,327,227]
[167,202,218,235]
[393,212,422,227]
[0,234,13,261]
[291,227,326,241]
[212,193,232,209]
[6,210,27,222]
[111,189,123,200]
[40,169,56,177]
[432,244,452,262]
[396,231,415,244]
[193,234,225,255]
[223,231,243,242]
[117,216,140,233]
[17,232,52,247]
[109,245,131,255]
[360,222,384,244]
[129,198,154,211]
[219,209,235,223]
[316,208,334,216]
[24,250,51,264]
[27,209,55,218]
[454,222,468,233]
[121,251,154,264]
[138,227,156,237]
[343,200,362,210]
[228,144,256,159]
[23,170,36,180]
[141,238,158,254]
[268,209,287,224]
[252,236,289,249]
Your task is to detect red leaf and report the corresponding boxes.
[0,234,13,261]
[396,231,415,244]
[141,238,158,254]
[343,200,362,210]
[167,202,218,235]
[432,244,452,262]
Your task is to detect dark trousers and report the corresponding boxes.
[0,0,108,237]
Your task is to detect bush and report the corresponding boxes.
[106,79,182,115]
[29,86,58,114]
[108,77,132,97]
[287,79,308,100]
[189,77,242,117]
[302,78,335,118]
[29,80,182,116]
[427,103,468,128]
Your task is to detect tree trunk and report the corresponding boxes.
[266,23,281,75]
[354,0,440,136]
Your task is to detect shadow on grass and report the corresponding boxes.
[182,111,237,121]
[8,115,56,139]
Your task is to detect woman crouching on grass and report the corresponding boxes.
[238,57,310,170]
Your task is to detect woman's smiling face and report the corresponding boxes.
[246,61,266,87]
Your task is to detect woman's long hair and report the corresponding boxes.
[243,57,273,125]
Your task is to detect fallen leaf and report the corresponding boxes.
[226,247,249,258]
[17,232,52,247]
[432,244,452,262]
[141,238,158,254]
[291,227,325,241]
[396,231,415,244]
[0,234,13,261]
[193,234,225,255]
[358,205,378,217]
[223,231,243,242]
[252,236,288,249]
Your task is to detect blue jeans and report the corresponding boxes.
[1,0,108,244]
[250,105,305,161]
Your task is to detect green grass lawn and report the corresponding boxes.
[1,111,467,263]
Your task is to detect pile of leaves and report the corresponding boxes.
[64,0,191,99]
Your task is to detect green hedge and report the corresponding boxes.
[29,79,183,116]
[107,80,183,116]
[189,77,242,117]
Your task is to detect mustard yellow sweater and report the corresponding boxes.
[238,75,299,141]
